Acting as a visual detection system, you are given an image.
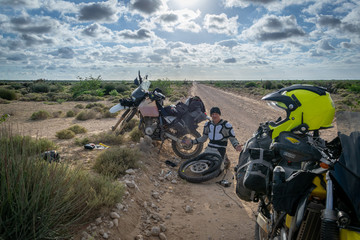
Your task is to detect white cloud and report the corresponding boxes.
[241,15,306,41]
[78,0,120,23]
[81,23,114,40]
[203,13,238,35]
[156,9,201,32]
[130,0,168,16]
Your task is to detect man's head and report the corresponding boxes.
[210,107,221,123]
[210,107,221,115]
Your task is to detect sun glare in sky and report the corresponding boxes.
[172,0,202,9]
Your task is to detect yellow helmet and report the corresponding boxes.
[262,85,335,139]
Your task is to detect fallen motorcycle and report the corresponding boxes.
[110,71,208,159]
[235,85,360,239]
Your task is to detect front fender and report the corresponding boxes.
[288,193,311,239]
[109,103,126,113]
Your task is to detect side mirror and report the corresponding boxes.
[134,77,140,86]
[138,70,142,84]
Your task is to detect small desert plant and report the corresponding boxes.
[92,132,124,145]
[75,104,84,109]
[76,110,97,121]
[129,127,144,142]
[30,110,51,120]
[1,114,10,123]
[102,110,118,118]
[67,125,87,134]
[66,110,75,117]
[122,119,139,132]
[56,129,76,139]
[74,137,90,146]
[86,102,105,109]
[52,111,62,118]
[93,147,141,178]
[0,88,17,100]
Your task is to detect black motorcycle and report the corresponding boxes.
[235,111,360,240]
[110,71,209,159]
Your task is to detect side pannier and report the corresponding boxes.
[234,129,272,201]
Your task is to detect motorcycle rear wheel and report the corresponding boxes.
[171,130,203,159]
[178,153,222,183]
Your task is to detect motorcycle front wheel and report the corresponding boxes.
[255,222,268,240]
[171,130,203,159]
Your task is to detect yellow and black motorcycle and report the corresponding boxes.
[235,85,360,240]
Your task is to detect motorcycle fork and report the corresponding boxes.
[112,109,130,131]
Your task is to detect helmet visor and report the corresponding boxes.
[267,101,287,111]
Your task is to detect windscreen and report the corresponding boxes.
[131,80,151,100]
[332,111,360,220]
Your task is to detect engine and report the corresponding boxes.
[143,118,159,136]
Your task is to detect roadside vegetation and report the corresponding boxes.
[203,80,360,112]
[0,75,191,105]
[0,125,124,240]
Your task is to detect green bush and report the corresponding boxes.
[245,82,257,88]
[74,137,90,146]
[92,132,124,145]
[122,119,139,132]
[75,104,84,109]
[0,129,124,239]
[0,134,56,155]
[30,110,51,120]
[74,94,102,101]
[67,125,87,134]
[31,82,50,93]
[71,75,104,98]
[109,89,119,96]
[56,129,76,139]
[263,80,273,90]
[150,79,173,96]
[20,93,49,101]
[49,84,64,93]
[52,111,62,118]
[76,110,97,121]
[93,147,141,178]
[0,114,10,123]
[102,83,116,95]
[0,88,17,100]
[115,83,130,93]
[66,110,75,117]
[86,102,105,109]
[348,84,360,94]
[129,128,143,142]
[102,109,118,118]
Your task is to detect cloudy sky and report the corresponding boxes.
[0,0,359,80]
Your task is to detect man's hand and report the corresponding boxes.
[235,144,243,152]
